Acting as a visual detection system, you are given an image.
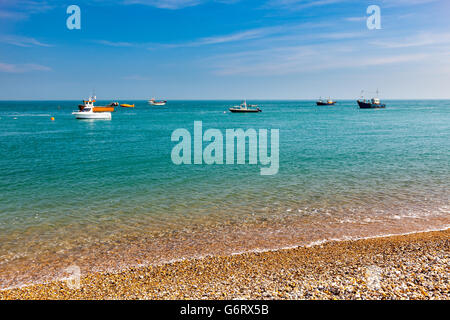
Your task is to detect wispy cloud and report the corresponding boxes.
[371,32,450,48]
[92,22,341,51]
[265,0,441,11]
[122,0,204,9]
[0,62,52,73]
[157,22,342,48]
[380,0,439,7]
[99,0,242,10]
[345,16,365,22]
[94,40,135,47]
[0,10,28,20]
[0,35,53,47]
[93,23,332,50]
[207,40,429,76]
[164,26,282,48]
[264,0,349,11]
[0,0,55,20]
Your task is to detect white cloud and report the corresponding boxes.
[371,32,450,48]
[157,22,346,48]
[0,62,52,73]
[0,10,28,20]
[264,0,349,10]
[164,26,282,48]
[122,0,204,9]
[207,40,429,76]
[0,0,54,19]
[380,0,439,7]
[94,40,135,47]
[345,16,365,22]
[0,35,52,47]
[265,0,441,11]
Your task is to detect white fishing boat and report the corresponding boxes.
[229,100,262,113]
[77,96,115,112]
[72,96,112,119]
[148,98,167,106]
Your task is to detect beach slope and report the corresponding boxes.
[1,229,448,300]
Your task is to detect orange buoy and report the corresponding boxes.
[51,117,55,121]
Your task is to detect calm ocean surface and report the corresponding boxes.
[0,100,449,288]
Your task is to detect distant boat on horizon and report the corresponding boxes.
[229,100,262,113]
[357,90,386,109]
[148,98,167,106]
[316,97,336,106]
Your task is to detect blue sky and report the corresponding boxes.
[0,0,449,99]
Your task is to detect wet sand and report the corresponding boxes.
[1,229,448,300]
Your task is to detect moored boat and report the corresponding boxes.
[73,96,112,119]
[229,100,262,113]
[120,104,135,108]
[316,97,336,106]
[357,90,386,109]
[72,107,111,120]
[78,97,115,112]
[148,98,167,106]
[357,99,386,109]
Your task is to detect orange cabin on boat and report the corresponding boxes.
[93,107,115,112]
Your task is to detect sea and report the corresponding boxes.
[0,100,449,289]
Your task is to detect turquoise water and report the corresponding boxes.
[0,100,449,288]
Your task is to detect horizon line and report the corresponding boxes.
[1,98,450,101]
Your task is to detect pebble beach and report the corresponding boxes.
[1,229,448,300]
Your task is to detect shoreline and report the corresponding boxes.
[1,228,448,300]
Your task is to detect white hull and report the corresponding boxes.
[72,112,111,120]
[148,99,167,106]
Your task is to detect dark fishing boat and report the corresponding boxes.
[357,90,386,109]
[316,97,336,106]
[357,99,386,109]
[229,101,262,113]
